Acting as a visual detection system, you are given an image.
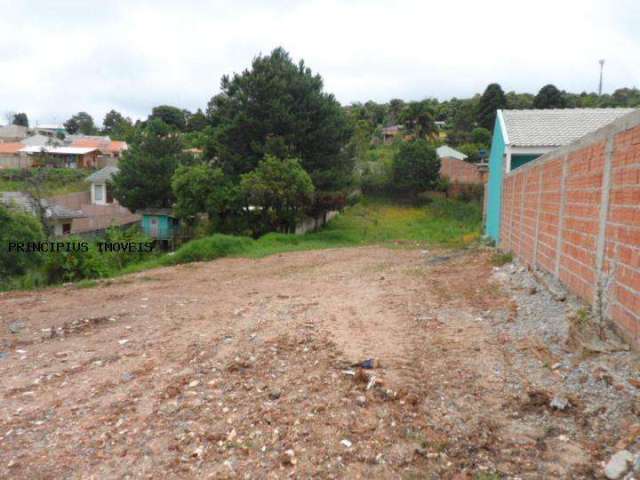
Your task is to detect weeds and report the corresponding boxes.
[491,251,513,266]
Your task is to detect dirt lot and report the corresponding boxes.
[1,246,639,479]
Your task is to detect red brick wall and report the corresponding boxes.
[440,157,482,184]
[500,115,640,345]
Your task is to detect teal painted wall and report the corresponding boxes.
[511,154,542,170]
[485,118,506,242]
[141,214,176,240]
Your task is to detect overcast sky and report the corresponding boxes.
[1,0,639,126]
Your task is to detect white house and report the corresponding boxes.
[86,165,119,205]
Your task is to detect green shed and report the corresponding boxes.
[140,209,179,249]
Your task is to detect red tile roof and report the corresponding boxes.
[0,143,24,154]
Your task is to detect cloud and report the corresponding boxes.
[0,0,638,125]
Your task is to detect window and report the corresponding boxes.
[94,184,103,202]
[62,223,71,235]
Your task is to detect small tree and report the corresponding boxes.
[400,101,437,140]
[112,119,190,211]
[240,156,314,234]
[471,127,491,146]
[533,84,566,109]
[102,110,134,139]
[64,112,96,135]
[149,105,187,131]
[12,112,29,127]
[392,140,440,195]
[172,163,239,230]
[477,83,507,130]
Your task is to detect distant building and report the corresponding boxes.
[21,134,63,148]
[485,108,636,242]
[86,166,119,205]
[381,125,403,144]
[69,136,128,166]
[0,125,28,143]
[437,145,485,185]
[0,192,85,236]
[32,124,66,137]
[141,209,180,249]
[0,143,31,169]
[21,146,100,168]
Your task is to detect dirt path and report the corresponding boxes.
[0,246,636,478]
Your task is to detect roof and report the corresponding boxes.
[45,204,86,220]
[500,108,636,147]
[35,124,65,130]
[141,208,175,217]
[86,166,120,183]
[382,125,403,134]
[107,140,128,153]
[70,136,111,149]
[0,143,25,154]
[21,134,63,147]
[436,145,468,161]
[21,146,97,155]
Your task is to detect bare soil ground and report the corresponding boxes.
[1,246,638,479]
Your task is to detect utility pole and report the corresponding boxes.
[598,59,605,96]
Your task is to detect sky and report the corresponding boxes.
[1,0,639,126]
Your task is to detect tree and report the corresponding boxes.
[186,108,209,131]
[12,112,29,127]
[64,112,96,135]
[471,127,491,146]
[477,83,507,130]
[0,205,45,280]
[505,91,534,109]
[207,47,353,193]
[392,140,440,195]
[172,163,239,229]
[102,110,133,138]
[240,156,314,233]
[149,105,186,131]
[533,84,566,109]
[112,119,190,211]
[387,99,405,124]
[400,101,437,140]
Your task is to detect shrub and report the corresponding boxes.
[392,140,440,196]
[43,239,111,283]
[162,234,252,265]
[0,205,46,280]
[491,251,513,266]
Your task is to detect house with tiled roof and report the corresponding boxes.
[0,143,31,168]
[485,108,637,242]
[69,136,128,163]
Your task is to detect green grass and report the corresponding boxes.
[121,197,482,274]
[5,197,483,290]
[0,168,88,195]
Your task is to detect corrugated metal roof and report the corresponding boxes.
[501,108,636,147]
[21,146,97,155]
[436,145,468,160]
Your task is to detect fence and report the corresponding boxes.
[499,110,640,345]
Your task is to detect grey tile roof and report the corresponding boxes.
[45,204,86,220]
[436,145,468,160]
[86,166,120,183]
[501,108,636,147]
